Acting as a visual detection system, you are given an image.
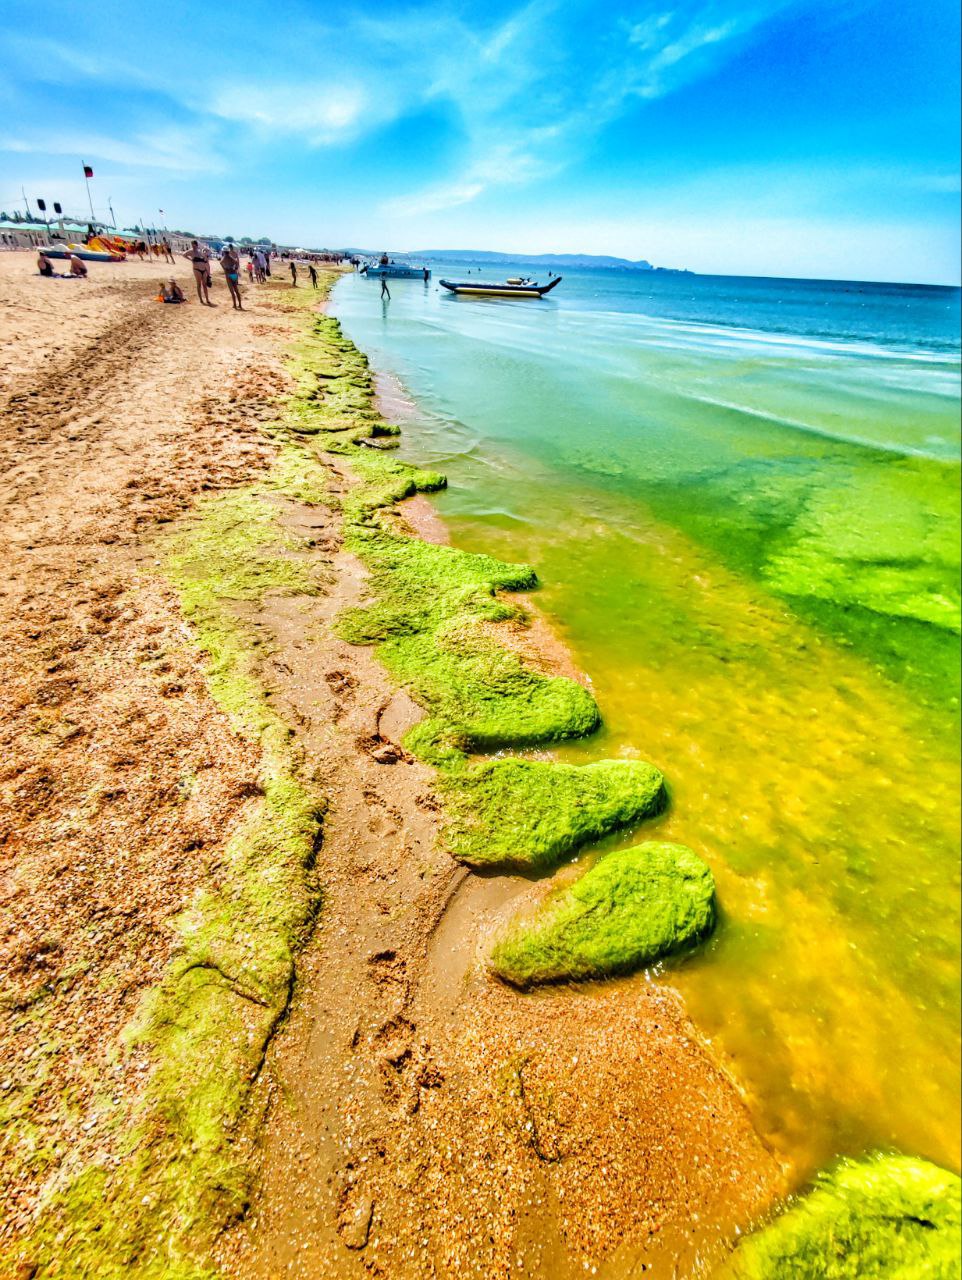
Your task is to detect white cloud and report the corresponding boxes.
[209,82,371,144]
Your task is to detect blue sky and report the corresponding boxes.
[2,0,959,282]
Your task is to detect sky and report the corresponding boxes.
[1,0,959,282]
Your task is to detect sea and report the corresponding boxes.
[331,265,962,1187]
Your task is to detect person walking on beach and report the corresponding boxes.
[290,261,298,287]
[308,263,318,289]
[183,240,213,305]
[380,274,390,299]
[220,243,243,311]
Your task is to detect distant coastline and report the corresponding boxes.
[347,246,693,274]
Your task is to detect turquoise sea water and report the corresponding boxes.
[332,267,961,1186]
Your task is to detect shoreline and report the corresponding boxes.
[1,252,779,1277]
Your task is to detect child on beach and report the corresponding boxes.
[160,279,186,304]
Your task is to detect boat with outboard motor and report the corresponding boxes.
[360,256,430,279]
[439,275,562,298]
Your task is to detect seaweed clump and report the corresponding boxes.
[490,841,716,987]
[723,1155,961,1279]
[282,307,670,871]
[441,758,665,870]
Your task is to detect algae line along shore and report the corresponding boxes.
[1,252,958,1279]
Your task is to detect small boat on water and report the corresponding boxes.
[360,257,430,279]
[439,276,562,298]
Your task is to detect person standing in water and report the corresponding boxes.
[290,261,297,287]
[308,264,318,289]
[220,243,243,310]
[183,240,213,305]
[380,273,390,299]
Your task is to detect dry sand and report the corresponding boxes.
[0,249,781,1278]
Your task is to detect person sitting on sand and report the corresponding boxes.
[161,278,186,304]
[37,252,55,277]
[68,253,88,278]
[220,244,243,311]
[183,240,213,305]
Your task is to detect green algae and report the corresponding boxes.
[724,1155,962,1279]
[490,841,716,987]
[440,758,665,870]
[5,437,333,1277]
[285,305,680,870]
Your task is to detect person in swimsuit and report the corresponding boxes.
[68,253,88,278]
[308,263,318,289]
[183,240,213,305]
[37,252,55,277]
[290,260,297,287]
[162,278,186,303]
[220,244,243,310]
[380,274,390,299]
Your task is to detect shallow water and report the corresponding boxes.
[333,268,961,1185]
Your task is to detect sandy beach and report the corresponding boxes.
[0,249,781,1278]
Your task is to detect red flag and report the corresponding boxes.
[83,164,94,178]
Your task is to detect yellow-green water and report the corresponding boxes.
[333,268,961,1186]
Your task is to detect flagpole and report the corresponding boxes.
[83,164,95,222]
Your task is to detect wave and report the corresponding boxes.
[682,392,961,461]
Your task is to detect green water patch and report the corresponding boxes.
[628,450,962,715]
[724,1155,962,1279]
[490,841,715,987]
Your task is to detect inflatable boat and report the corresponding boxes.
[439,276,562,298]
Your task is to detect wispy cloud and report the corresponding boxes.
[0,127,222,174]
[375,1,790,217]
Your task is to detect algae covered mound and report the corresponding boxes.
[490,841,715,986]
[724,1154,962,1279]
[442,758,665,870]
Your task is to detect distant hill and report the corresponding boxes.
[411,249,658,271]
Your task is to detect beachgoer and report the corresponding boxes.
[308,264,318,289]
[246,259,254,283]
[423,267,429,282]
[163,239,174,264]
[220,244,244,310]
[68,253,88,278]
[290,261,297,287]
[162,278,186,304]
[37,252,54,277]
[380,274,390,299]
[183,239,213,305]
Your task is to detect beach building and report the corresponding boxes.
[0,219,90,249]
